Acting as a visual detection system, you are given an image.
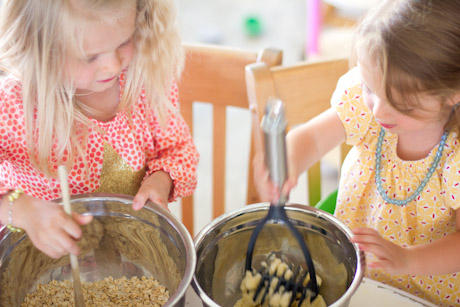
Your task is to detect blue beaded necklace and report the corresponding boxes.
[375,129,448,206]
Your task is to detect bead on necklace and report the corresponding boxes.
[375,129,448,206]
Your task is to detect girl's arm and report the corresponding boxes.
[0,192,92,259]
[132,81,199,210]
[133,111,199,210]
[353,209,460,275]
[253,107,346,202]
[287,107,346,180]
[133,115,199,209]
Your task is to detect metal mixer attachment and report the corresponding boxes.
[242,252,321,306]
[244,98,319,306]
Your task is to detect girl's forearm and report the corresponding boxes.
[407,230,460,275]
[286,108,346,178]
[287,124,321,178]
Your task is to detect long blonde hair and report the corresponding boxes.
[351,0,460,134]
[0,0,183,176]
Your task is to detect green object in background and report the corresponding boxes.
[244,16,263,37]
[314,189,338,214]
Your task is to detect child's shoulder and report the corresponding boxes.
[133,79,179,112]
[0,75,23,110]
[0,75,22,93]
[331,67,363,108]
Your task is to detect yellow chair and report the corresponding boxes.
[245,58,350,210]
[179,43,283,235]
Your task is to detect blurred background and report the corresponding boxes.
[171,0,378,235]
[176,0,375,63]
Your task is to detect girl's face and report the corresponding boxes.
[65,10,136,95]
[358,61,448,136]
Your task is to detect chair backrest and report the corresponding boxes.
[179,43,283,235]
[245,58,350,206]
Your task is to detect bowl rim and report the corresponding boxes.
[192,202,364,307]
[0,193,196,307]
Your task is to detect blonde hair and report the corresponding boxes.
[0,0,183,176]
[351,0,460,134]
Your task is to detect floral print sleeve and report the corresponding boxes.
[144,82,199,201]
[331,67,374,146]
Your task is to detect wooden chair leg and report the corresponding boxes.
[213,104,226,219]
[182,195,194,234]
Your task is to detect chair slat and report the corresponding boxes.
[246,58,349,207]
[179,43,282,235]
[212,104,226,218]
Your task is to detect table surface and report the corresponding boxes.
[185,278,437,307]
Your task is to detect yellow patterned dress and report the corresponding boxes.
[332,68,460,307]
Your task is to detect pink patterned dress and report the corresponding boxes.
[0,72,199,202]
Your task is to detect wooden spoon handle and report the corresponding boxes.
[58,166,86,307]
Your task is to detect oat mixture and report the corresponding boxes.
[234,256,326,307]
[22,276,169,306]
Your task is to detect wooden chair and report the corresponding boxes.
[245,58,350,207]
[178,43,283,235]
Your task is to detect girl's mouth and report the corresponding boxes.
[98,76,116,83]
[379,122,396,129]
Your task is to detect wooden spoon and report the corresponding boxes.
[58,166,86,307]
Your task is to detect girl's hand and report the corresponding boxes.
[15,195,92,259]
[132,171,172,210]
[252,152,297,203]
[352,227,410,275]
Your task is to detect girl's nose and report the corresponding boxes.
[102,51,123,73]
[372,97,390,118]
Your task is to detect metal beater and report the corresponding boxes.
[244,98,319,305]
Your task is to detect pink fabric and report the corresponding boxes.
[0,73,199,202]
[306,0,321,56]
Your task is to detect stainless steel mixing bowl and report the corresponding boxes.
[0,194,195,307]
[192,203,365,307]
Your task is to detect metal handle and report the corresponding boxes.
[261,98,288,204]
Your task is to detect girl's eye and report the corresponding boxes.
[86,55,99,64]
[397,106,414,114]
[119,37,133,49]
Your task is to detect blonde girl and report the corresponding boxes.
[0,0,199,259]
[253,0,460,305]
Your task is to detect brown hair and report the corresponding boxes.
[351,0,460,134]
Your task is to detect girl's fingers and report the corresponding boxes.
[133,189,169,210]
[148,195,169,210]
[357,242,390,260]
[54,228,81,256]
[72,212,93,225]
[368,260,389,270]
[43,245,65,259]
[353,227,379,236]
[39,232,74,258]
[352,234,382,245]
[352,228,385,245]
[34,237,62,259]
[132,192,148,210]
[61,218,83,240]
[147,192,168,208]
